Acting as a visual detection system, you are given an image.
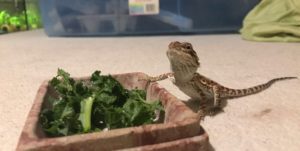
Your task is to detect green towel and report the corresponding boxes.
[240,0,300,42]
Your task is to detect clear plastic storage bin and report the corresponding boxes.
[39,0,259,36]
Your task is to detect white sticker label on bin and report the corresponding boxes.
[129,0,159,15]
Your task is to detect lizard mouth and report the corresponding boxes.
[167,41,200,69]
[166,47,179,60]
[167,41,184,59]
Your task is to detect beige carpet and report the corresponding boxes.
[0,30,299,151]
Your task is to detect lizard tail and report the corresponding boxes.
[224,77,297,98]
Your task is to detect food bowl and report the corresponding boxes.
[16,72,209,151]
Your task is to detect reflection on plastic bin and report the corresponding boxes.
[39,0,260,36]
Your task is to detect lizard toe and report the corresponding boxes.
[196,110,206,121]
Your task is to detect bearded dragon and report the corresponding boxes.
[146,41,297,117]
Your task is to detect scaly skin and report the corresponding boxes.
[147,41,297,118]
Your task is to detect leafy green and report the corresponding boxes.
[78,94,95,132]
[40,69,163,137]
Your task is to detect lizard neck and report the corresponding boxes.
[170,63,197,82]
[174,72,195,82]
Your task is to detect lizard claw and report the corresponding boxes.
[168,76,175,83]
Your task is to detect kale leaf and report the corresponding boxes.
[40,69,163,137]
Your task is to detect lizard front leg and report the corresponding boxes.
[209,86,224,116]
[197,91,210,120]
[192,83,210,120]
[141,72,174,82]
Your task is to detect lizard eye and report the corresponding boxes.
[184,44,192,50]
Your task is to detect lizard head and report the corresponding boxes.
[167,41,200,77]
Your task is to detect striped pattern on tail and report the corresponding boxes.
[223,77,297,98]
